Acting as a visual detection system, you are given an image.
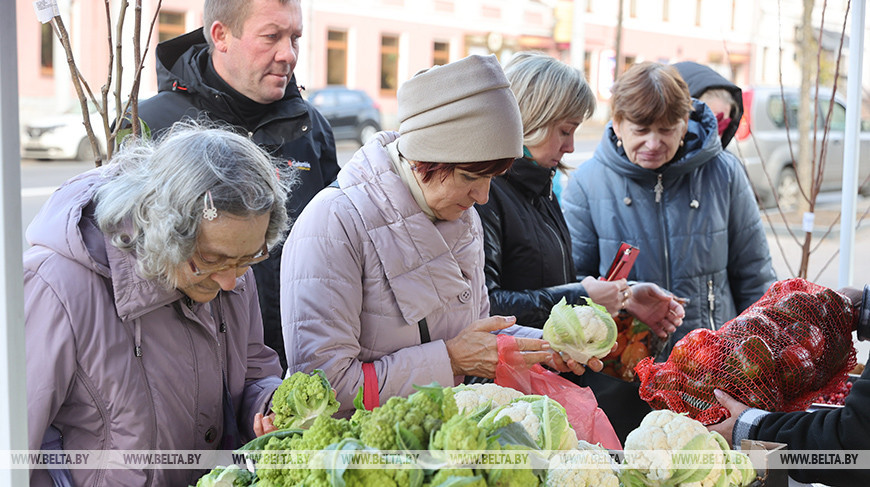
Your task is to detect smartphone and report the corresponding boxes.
[603,242,639,281]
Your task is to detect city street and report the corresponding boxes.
[19,133,870,363]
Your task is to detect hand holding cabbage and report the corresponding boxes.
[543,297,618,366]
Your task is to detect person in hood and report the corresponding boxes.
[673,61,744,148]
[281,54,589,416]
[24,123,288,486]
[476,52,684,332]
[137,0,340,373]
[562,61,775,363]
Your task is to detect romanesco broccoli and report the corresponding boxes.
[272,370,340,430]
[426,468,486,487]
[431,414,488,452]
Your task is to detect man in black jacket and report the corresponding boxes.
[138,0,339,372]
[709,285,870,487]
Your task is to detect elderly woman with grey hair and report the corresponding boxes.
[282,54,590,417]
[24,122,291,487]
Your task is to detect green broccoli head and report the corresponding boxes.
[485,444,542,487]
[358,385,458,451]
[432,415,488,452]
[272,370,340,430]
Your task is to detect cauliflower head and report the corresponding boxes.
[546,441,619,487]
[543,297,617,363]
[623,409,724,485]
[478,396,578,453]
[195,465,255,487]
[453,383,524,415]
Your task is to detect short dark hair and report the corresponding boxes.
[611,62,693,127]
[203,0,297,51]
[414,158,515,184]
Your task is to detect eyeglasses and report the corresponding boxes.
[188,243,269,276]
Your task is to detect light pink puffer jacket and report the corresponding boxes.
[281,132,540,415]
[24,168,282,486]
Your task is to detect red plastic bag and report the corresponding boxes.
[636,278,857,424]
[494,334,622,450]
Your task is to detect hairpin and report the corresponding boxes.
[203,190,218,221]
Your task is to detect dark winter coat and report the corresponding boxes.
[673,61,744,148]
[137,28,340,371]
[476,157,588,328]
[734,350,870,486]
[561,100,776,359]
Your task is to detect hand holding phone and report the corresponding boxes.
[602,242,639,281]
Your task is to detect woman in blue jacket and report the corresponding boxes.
[561,62,776,360]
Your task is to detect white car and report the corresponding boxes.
[21,101,113,161]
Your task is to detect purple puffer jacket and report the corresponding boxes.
[24,168,282,486]
[281,132,540,416]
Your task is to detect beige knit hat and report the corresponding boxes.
[397,54,523,163]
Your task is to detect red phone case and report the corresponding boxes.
[603,242,639,281]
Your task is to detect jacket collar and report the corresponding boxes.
[597,100,723,183]
[154,28,308,125]
[337,133,475,325]
[502,157,554,197]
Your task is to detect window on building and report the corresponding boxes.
[158,11,186,43]
[663,0,670,21]
[40,23,53,76]
[380,35,399,94]
[433,41,449,66]
[327,30,348,86]
[695,0,702,26]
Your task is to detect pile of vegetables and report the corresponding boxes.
[195,370,761,487]
[195,371,590,486]
[600,311,662,382]
[636,278,857,424]
[621,410,756,487]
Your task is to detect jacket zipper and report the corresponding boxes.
[215,294,228,378]
[654,173,671,289]
[707,279,716,329]
[654,174,664,203]
[542,220,569,282]
[129,316,158,486]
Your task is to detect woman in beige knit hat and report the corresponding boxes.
[280,54,590,416]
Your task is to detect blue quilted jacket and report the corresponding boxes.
[562,101,776,359]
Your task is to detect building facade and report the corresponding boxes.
[16,0,869,129]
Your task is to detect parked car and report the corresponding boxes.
[307,86,382,145]
[21,101,110,161]
[727,85,870,209]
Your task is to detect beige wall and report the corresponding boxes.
[17,0,202,123]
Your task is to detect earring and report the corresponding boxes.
[616,139,623,147]
[679,139,684,147]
